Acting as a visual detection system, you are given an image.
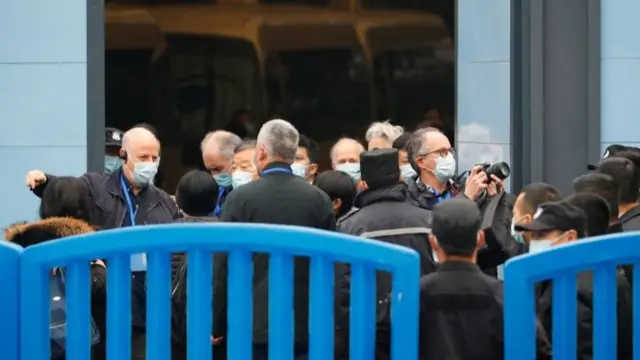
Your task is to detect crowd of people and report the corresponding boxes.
[12,117,640,359]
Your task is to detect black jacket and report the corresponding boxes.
[375,261,551,360]
[405,175,460,210]
[619,204,640,232]
[217,161,336,346]
[336,184,436,359]
[537,270,632,360]
[33,169,181,229]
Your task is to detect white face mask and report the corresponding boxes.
[232,171,253,188]
[429,153,456,183]
[291,162,307,179]
[528,240,553,254]
[400,164,417,182]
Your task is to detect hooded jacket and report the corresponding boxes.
[4,217,107,360]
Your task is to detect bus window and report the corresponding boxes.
[266,48,370,142]
[373,45,454,137]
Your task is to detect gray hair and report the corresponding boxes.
[234,139,257,154]
[330,137,365,164]
[200,131,242,161]
[406,127,442,171]
[256,119,299,162]
[365,120,404,143]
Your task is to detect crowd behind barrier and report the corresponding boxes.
[0,223,420,360]
[504,231,640,360]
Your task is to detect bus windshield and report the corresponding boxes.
[373,46,454,129]
[266,48,370,141]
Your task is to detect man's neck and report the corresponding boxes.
[441,254,476,264]
[420,172,447,193]
[619,202,639,217]
[123,171,143,195]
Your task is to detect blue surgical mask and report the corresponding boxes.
[132,161,158,186]
[430,153,456,183]
[400,164,417,182]
[510,216,526,244]
[232,171,253,188]
[528,240,552,254]
[214,172,232,188]
[291,162,307,179]
[336,162,361,182]
[104,155,122,174]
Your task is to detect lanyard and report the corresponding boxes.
[261,167,292,176]
[120,175,138,226]
[213,187,225,217]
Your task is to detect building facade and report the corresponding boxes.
[1,0,639,226]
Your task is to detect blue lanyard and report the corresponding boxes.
[120,175,138,226]
[261,167,292,176]
[213,187,225,217]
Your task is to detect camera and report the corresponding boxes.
[479,162,511,182]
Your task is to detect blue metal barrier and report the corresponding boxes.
[18,223,420,360]
[504,232,640,360]
[0,241,23,360]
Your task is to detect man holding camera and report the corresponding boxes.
[405,127,504,208]
[404,127,514,275]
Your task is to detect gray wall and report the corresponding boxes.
[0,0,103,227]
[601,1,640,152]
[456,0,512,191]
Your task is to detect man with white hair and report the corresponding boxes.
[331,137,365,183]
[365,120,404,150]
[218,119,335,360]
[200,130,242,216]
[25,125,180,360]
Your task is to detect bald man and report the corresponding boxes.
[330,137,365,183]
[26,126,180,358]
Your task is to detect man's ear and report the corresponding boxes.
[476,229,486,249]
[308,163,319,177]
[332,198,342,214]
[119,148,127,161]
[360,181,369,191]
[567,229,579,242]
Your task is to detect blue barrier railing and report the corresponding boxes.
[504,232,640,360]
[0,241,22,360]
[10,223,419,360]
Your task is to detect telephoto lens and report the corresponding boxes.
[484,162,511,181]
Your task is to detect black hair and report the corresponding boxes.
[175,170,219,217]
[392,132,411,150]
[573,172,619,220]
[298,133,320,165]
[315,170,357,218]
[39,177,92,223]
[431,197,482,257]
[565,194,610,237]
[518,182,562,214]
[596,157,639,205]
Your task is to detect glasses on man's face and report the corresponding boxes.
[424,147,455,158]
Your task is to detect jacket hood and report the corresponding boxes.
[4,217,95,248]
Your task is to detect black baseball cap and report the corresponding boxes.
[105,127,124,147]
[515,200,586,236]
[587,144,635,170]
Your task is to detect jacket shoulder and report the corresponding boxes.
[337,207,360,226]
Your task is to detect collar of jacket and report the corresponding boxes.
[354,183,407,208]
[619,203,640,225]
[437,260,480,273]
[261,161,293,176]
[409,174,458,199]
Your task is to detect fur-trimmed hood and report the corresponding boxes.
[4,217,95,248]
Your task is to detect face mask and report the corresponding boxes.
[528,240,553,254]
[131,161,158,187]
[214,172,232,188]
[336,163,361,182]
[232,171,253,188]
[429,153,456,184]
[291,162,307,179]
[104,155,121,174]
[510,216,526,244]
[400,164,417,182]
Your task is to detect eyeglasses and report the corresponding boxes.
[421,147,455,158]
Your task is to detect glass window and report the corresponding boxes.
[266,49,370,141]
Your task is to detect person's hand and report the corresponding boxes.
[463,166,488,200]
[211,335,224,345]
[25,170,47,190]
[486,175,505,197]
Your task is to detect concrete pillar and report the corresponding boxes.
[601,1,640,152]
[0,0,103,227]
[456,0,512,191]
